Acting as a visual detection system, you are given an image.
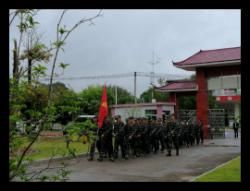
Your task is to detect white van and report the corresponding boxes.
[74,115,95,122]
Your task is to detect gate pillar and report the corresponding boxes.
[196,68,209,138]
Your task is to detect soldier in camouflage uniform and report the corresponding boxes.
[198,120,204,144]
[152,118,164,154]
[149,119,159,154]
[181,120,190,148]
[165,114,180,156]
[134,118,145,157]
[194,120,201,145]
[97,117,114,162]
[113,115,128,160]
[188,121,195,146]
[164,118,172,156]
[141,117,151,154]
[127,117,139,158]
[158,118,165,153]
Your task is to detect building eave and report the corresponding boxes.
[174,60,241,71]
[156,88,198,93]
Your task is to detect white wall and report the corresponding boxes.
[162,106,175,115]
[112,105,174,122]
[207,75,241,91]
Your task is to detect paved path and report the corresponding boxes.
[27,129,240,182]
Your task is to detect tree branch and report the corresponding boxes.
[62,10,102,42]
[24,153,66,181]
[9,11,18,26]
[9,116,48,180]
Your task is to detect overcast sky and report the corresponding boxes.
[9,9,240,97]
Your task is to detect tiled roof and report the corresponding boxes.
[155,80,197,92]
[173,47,240,67]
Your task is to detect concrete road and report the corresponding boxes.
[27,129,240,182]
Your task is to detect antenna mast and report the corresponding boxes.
[148,51,160,101]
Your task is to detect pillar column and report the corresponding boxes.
[169,92,178,119]
[196,68,209,138]
[156,105,163,119]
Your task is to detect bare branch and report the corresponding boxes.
[62,10,102,43]
[9,11,18,26]
[24,153,66,181]
[9,116,48,180]
[48,9,102,102]
[47,10,67,102]
[57,10,67,41]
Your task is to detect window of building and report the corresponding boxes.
[145,109,157,120]
[162,110,170,121]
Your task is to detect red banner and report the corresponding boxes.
[98,85,108,128]
[216,95,241,102]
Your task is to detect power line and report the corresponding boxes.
[39,72,188,81]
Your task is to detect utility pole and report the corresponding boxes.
[134,72,137,104]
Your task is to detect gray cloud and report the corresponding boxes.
[9,9,240,96]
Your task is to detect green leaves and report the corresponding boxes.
[17,10,39,32]
[59,26,68,35]
[140,87,168,103]
[33,64,47,77]
[53,40,65,48]
[59,63,70,69]
[28,16,39,27]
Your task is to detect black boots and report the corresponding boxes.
[166,151,171,156]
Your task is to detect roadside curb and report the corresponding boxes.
[189,155,240,182]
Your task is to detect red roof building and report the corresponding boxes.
[173,47,240,71]
[156,47,241,139]
[156,80,197,92]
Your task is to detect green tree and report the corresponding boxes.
[107,85,135,104]
[78,85,135,115]
[179,96,196,109]
[53,88,81,125]
[140,87,169,103]
[9,9,102,182]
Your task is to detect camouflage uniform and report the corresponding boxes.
[97,119,114,161]
[165,116,180,156]
[188,122,195,146]
[165,120,173,156]
[194,121,201,145]
[141,118,151,154]
[198,121,204,144]
[149,120,159,154]
[134,118,145,157]
[182,122,190,147]
[113,118,128,159]
[127,118,139,157]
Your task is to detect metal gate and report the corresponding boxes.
[178,110,196,122]
[208,109,225,138]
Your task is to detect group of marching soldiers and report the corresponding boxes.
[85,114,204,162]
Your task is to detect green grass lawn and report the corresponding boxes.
[17,135,89,161]
[195,156,241,182]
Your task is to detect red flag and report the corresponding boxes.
[97,85,108,128]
